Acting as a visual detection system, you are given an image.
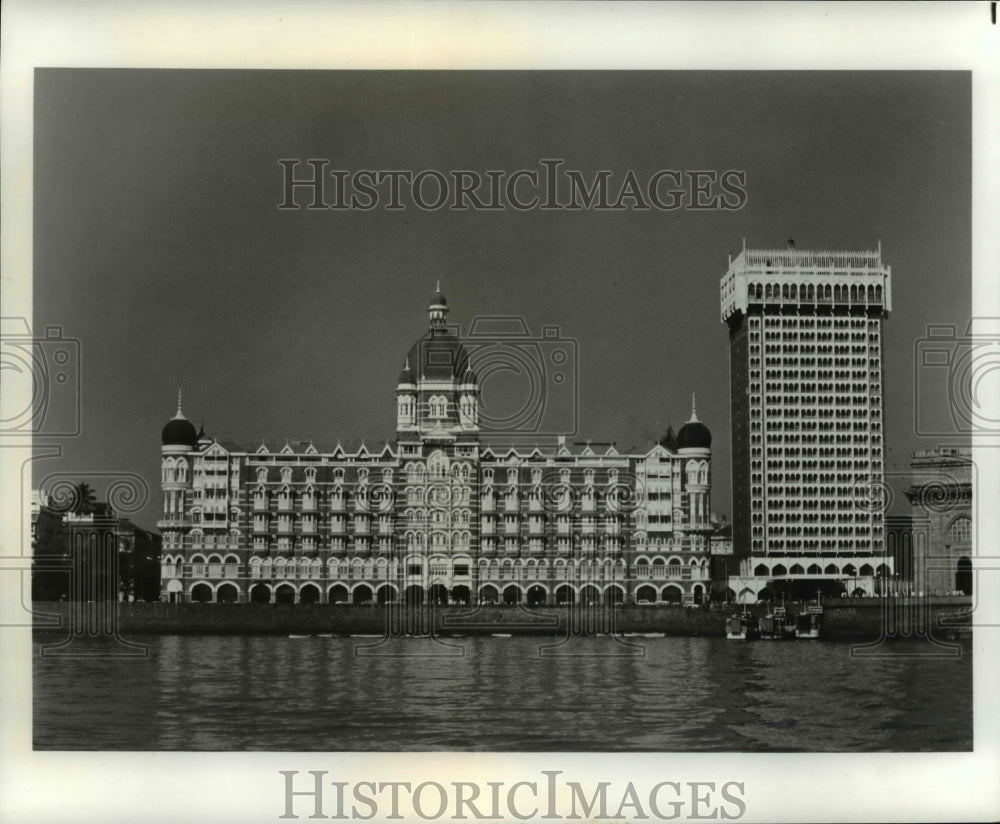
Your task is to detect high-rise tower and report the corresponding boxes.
[721,244,892,601]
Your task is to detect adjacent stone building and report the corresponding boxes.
[905,446,973,596]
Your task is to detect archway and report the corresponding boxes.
[526,585,547,607]
[328,584,349,604]
[429,584,449,605]
[451,585,471,605]
[250,583,271,604]
[605,585,625,606]
[479,584,499,605]
[635,584,657,603]
[555,585,575,605]
[693,584,704,605]
[723,587,736,602]
[956,557,972,595]
[352,584,374,605]
[404,584,424,605]
[579,584,601,606]
[191,583,213,603]
[275,584,296,604]
[299,584,321,605]
[376,584,397,605]
[757,587,774,602]
[216,583,239,603]
[662,585,683,604]
[502,585,521,605]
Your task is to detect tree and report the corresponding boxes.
[72,482,97,515]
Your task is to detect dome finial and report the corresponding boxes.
[689,392,699,423]
[174,388,185,419]
[436,279,441,293]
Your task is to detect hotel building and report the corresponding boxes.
[158,288,715,606]
[721,244,892,601]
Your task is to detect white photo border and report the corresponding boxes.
[2,1,998,822]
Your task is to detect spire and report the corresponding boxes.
[689,392,700,423]
[173,388,186,420]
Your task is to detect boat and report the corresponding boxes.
[759,605,797,640]
[726,609,760,640]
[795,604,823,639]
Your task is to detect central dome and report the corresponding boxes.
[405,328,471,381]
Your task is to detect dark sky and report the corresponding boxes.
[33,70,971,529]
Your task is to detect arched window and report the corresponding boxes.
[948,515,971,543]
[429,395,448,418]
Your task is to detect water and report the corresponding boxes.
[33,634,971,751]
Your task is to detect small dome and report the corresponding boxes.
[162,416,198,447]
[431,288,447,307]
[677,393,711,449]
[162,390,198,447]
[677,420,712,449]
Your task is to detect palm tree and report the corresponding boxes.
[72,482,97,515]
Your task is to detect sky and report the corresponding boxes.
[31,70,971,529]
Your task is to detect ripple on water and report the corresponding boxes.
[32,634,972,751]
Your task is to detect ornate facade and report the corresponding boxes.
[158,288,714,606]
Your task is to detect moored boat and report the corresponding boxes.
[726,610,760,640]
[796,604,823,639]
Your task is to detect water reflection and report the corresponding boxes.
[33,635,971,751]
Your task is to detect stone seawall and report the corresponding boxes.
[31,596,972,640]
[819,595,972,641]
[32,602,727,637]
